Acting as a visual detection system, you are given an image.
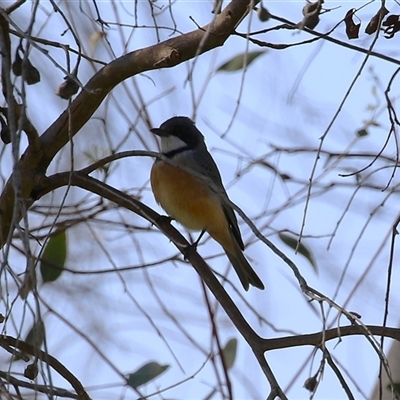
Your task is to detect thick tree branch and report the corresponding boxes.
[0,0,257,248]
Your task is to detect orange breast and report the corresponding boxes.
[150,160,231,245]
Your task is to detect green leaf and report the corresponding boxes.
[127,361,169,389]
[13,319,46,361]
[222,338,237,369]
[217,51,266,72]
[356,128,368,137]
[25,319,45,348]
[40,231,67,283]
[279,233,318,272]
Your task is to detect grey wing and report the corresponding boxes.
[188,148,245,250]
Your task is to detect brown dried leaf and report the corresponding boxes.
[344,9,360,39]
[382,14,400,39]
[383,14,400,26]
[365,7,389,34]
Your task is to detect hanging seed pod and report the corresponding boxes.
[24,362,39,380]
[0,115,11,144]
[56,75,79,99]
[301,1,322,30]
[257,5,270,22]
[304,375,318,392]
[12,49,23,76]
[23,59,41,85]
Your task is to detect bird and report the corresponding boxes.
[150,116,264,291]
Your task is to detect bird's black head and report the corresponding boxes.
[150,116,205,148]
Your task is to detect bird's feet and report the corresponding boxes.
[183,230,206,259]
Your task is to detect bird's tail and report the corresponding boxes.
[226,248,264,291]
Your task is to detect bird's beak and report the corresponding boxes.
[150,127,167,137]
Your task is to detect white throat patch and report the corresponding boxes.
[160,135,188,153]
